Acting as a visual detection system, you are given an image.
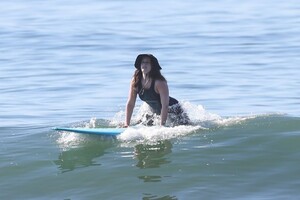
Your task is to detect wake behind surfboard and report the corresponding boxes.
[53,127,126,136]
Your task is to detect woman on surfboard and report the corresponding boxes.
[124,54,190,127]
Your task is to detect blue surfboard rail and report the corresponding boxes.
[53,127,126,136]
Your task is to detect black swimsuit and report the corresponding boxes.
[137,80,190,126]
[138,80,178,114]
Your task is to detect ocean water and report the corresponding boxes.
[1,0,300,199]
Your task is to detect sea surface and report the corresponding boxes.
[1,0,300,199]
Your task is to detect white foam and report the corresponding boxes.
[180,101,253,127]
[110,101,254,129]
[56,131,85,151]
[56,102,256,148]
[117,125,203,143]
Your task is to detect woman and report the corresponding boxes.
[124,54,189,127]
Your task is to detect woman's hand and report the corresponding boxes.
[118,122,129,128]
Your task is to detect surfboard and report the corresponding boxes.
[53,127,126,136]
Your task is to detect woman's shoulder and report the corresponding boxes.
[154,78,167,85]
[154,79,168,92]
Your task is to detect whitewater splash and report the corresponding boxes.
[111,102,252,128]
[117,125,202,142]
[109,101,253,142]
[56,132,84,150]
[55,102,254,148]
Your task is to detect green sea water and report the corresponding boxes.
[1,0,300,199]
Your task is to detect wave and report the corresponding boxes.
[54,101,300,147]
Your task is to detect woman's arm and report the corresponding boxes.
[125,78,137,127]
[155,80,169,126]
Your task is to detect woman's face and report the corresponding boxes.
[140,57,152,75]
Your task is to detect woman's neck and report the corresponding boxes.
[142,72,148,79]
[142,73,150,81]
[141,74,151,88]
